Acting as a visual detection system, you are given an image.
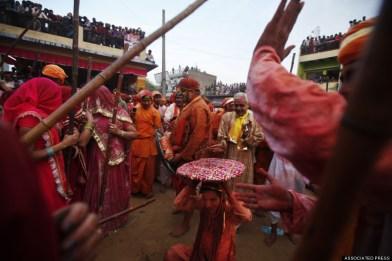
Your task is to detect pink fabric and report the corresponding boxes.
[281,190,316,234]
[177,158,245,181]
[84,88,132,234]
[247,46,346,184]
[83,139,131,235]
[247,46,392,233]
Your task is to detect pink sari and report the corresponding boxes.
[83,86,132,234]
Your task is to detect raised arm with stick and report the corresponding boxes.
[22,0,208,146]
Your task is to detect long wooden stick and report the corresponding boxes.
[21,0,208,145]
[98,46,127,207]
[65,0,81,179]
[98,198,156,225]
[294,1,392,260]
[68,0,80,131]
[86,56,93,82]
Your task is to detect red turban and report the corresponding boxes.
[138,89,153,99]
[177,77,200,90]
[338,18,376,66]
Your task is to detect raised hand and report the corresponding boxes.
[255,0,304,60]
[234,173,293,212]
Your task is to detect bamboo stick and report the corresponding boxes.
[65,0,80,178]
[98,198,156,225]
[21,0,208,145]
[86,57,93,82]
[68,0,80,131]
[294,1,392,260]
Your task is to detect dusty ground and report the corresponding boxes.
[95,184,295,261]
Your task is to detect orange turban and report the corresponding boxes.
[338,18,376,66]
[177,77,200,90]
[42,64,68,83]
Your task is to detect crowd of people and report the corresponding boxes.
[300,33,343,54]
[0,0,146,49]
[1,0,391,260]
[300,16,367,55]
[205,82,247,96]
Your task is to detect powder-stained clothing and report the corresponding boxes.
[131,105,161,195]
[247,46,346,184]
[174,96,211,162]
[218,110,264,185]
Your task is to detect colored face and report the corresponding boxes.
[180,88,198,103]
[153,94,162,106]
[339,61,358,101]
[175,95,184,108]
[234,99,248,116]
[141,96,152,109]
[202,191,222,212]
[225,102,235,112]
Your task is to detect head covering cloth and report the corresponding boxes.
[42,64,68,84]
[177,77,200,90]
[3,77,62,125]
[338,18,376,66]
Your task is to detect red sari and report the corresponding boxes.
[0,124,59,261]
[83,86,132,235]
[3,77,69,213]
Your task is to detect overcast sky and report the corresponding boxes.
[36,0,382,84]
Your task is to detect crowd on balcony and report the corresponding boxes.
[300,33,343,55]
[0,0,146,50]
[205,82,246,96]
[300,16,367,55]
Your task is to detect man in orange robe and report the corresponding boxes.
[131,90,162,198]
[170,77,212,237]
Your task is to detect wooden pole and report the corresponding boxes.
[69,0,80,115]
[98,45,127,207]
[289,52,296,73]
[22,0,208,145]
[86,57,93,82]
[161,9,166,95]
[98,198,156,225]
[294,1,392,260]
[65,0,80,177]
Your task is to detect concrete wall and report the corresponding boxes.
[186,70,217,94]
